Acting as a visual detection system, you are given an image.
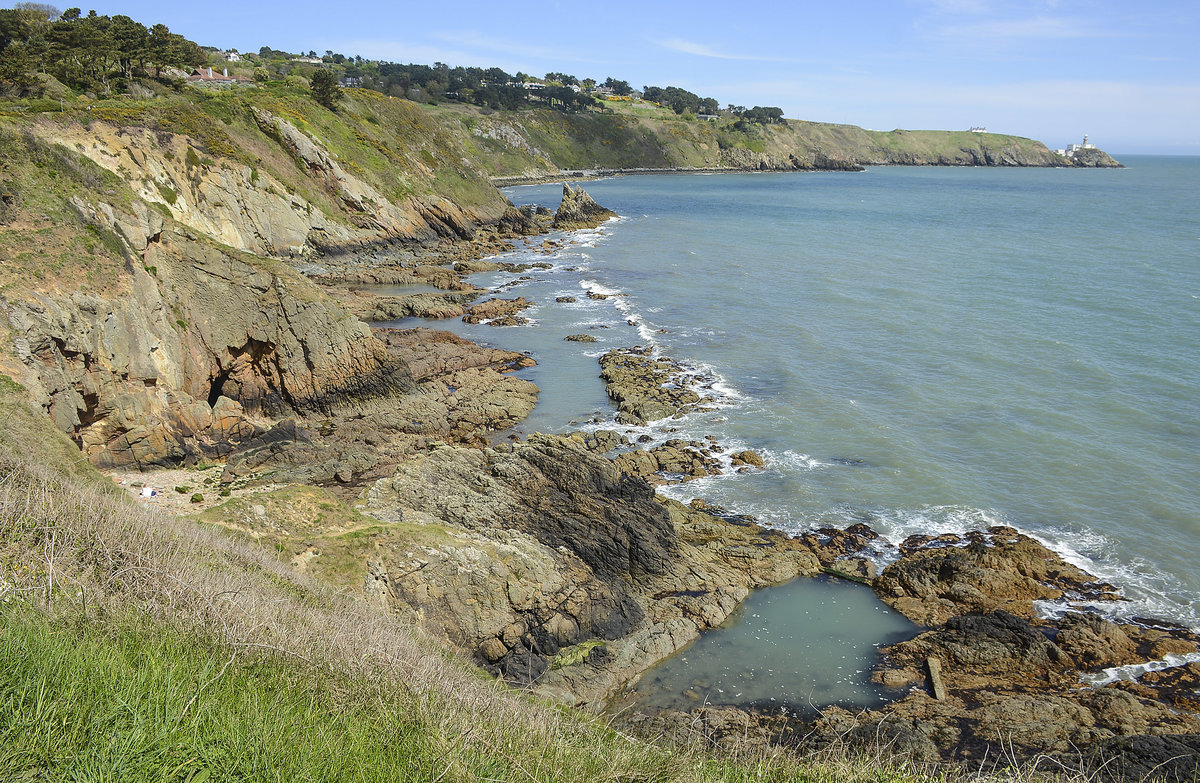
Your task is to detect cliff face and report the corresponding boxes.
[0,90,526,469]
[2,204,414,468]
[438,104,1116,178]
[36,102,503,260]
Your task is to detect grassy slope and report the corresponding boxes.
[5,84,508,227]
[0,125,133,299]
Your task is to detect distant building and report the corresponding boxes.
[221,51,241,62]
[1060,134,1097,157]
[339,76,362,88]
[697,114,719,121]
[291,56,323,64]
[969,126,988,133]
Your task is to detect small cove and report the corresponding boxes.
[623,575,920,717]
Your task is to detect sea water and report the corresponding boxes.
[625,575,919,716]
[382,157,1200,709]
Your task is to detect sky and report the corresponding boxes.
[77,0,1200,154]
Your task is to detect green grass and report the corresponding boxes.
[0,611,429,782]
[0,609,950,783]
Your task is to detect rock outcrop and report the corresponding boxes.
[874,527,1121,625]
[1066,147,1123,168]
[552,184,616,230]
[2,211,415,468]
[360,434,824,703]
[791,529,1200,767]
[598,347,717,424]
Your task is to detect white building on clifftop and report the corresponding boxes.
[1057,134,1097,157]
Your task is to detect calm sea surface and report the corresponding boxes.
[382,156,1200,708]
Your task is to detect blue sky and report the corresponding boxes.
[80,0,1199,154]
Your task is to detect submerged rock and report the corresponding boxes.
[462,297,533,325]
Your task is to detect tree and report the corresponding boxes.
[603,76,631,96]
[310,68,341,110]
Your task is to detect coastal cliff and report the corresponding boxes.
[433,103,1119,182]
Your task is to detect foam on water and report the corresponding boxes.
[1081,652,1200,687]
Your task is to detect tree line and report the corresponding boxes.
[0,3,204,94]
[0,4,787,125]
[642,85,783,125]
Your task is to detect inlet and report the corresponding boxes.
[628,574,920,716]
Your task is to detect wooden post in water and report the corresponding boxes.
[926,657,946,700]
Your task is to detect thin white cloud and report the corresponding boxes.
[660,38,793,63]
[430,31,573,63]
[916,0,994,14]
[936,15,1112,39]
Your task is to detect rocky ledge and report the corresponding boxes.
[598,347,719,424]
[624,525,1200,780]
[345,417,1200,779]
[358,433,826,705]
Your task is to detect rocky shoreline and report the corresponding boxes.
[23,170,1194,779]
[313,189,1198,779]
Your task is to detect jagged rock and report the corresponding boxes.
[552,183,617,230]
[1066,147,1123,168]
[361,436,824,702]
[730,450,764,467]
[1069,734,1200,783]
[612,439,724,486]
[564,429,628,454]
[564,334,596,342]
[874,527,1120,625]
[886,611,1071,684]
[462,297,532,325]
[1056,613,1141,669]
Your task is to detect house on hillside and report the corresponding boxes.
[187,67,253,88]
[221,51,241,62]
